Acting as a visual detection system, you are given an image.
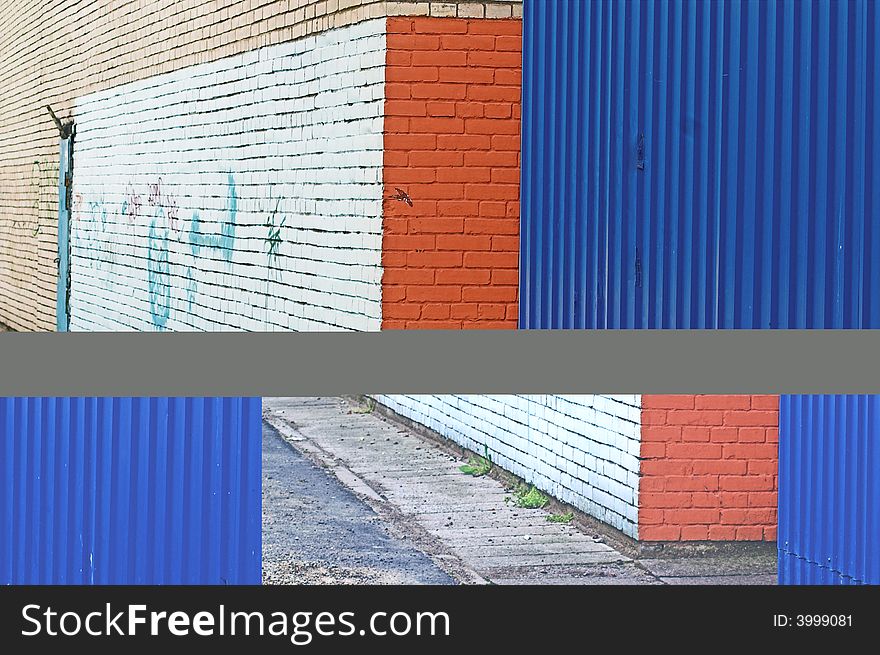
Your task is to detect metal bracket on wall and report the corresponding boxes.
[46,105,75,139]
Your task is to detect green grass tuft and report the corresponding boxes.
[510,483,549,509]
[351,398,376,414]
[459,447,492,477]
[546,511,574,523]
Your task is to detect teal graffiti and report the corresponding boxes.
[185,265,197,312]
[147,211,171,329]
[142,174,239,325]
[79,197,112,270]
[188,174,237,261]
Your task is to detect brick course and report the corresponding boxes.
[638,395,779,541]
[381,17,521,329]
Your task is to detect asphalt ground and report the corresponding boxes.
[262,419,454,585]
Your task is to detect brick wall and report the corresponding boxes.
[23,7,526,332]
[69,20,386,331]
[639,395,779,541]
[0,0,521,331]
[378,394,781,542]
[374,395,642,537]
[381,17,521,328]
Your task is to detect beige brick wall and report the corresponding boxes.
[0,0,520,331]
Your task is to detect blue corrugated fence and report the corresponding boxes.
[0,397,262,585]
[520,0,880,328]
[778,395,880,584]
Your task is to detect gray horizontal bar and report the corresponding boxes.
[0,331,876,396]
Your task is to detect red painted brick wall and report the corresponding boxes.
[639,395,779,542]
[382,17,521,329]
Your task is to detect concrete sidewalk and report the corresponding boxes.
[263,397,776,585]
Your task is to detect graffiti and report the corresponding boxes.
[147,177,179,231]
[75,197,114,271]
[23,160,55,236]
[147,180,161,206]
[87,199,107,230]
[145,174,238,327]
[185,265,198,312]
[187,174,237,260]
[144,179,177,328]
[147,213,171,329]
[265,197,285,265]
[120,183,141,223]
[71,177,174,323]
[262,196,286,327]
[30,161,45,214]
[76,173,249,328]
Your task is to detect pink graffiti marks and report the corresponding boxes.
[121,183,141,223]
[147,179,161,206]
[146,177,180,232]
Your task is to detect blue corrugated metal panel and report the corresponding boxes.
[520,0,880,328]
[778,395,880,585]
[0,397,262,585]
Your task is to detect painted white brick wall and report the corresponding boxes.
[69,20,386,331]
[374,395,643,538]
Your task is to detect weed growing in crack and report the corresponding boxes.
[546,511,574,523]
[459,447,492,477]
[352,398,376,414]
[507,483,549,509]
